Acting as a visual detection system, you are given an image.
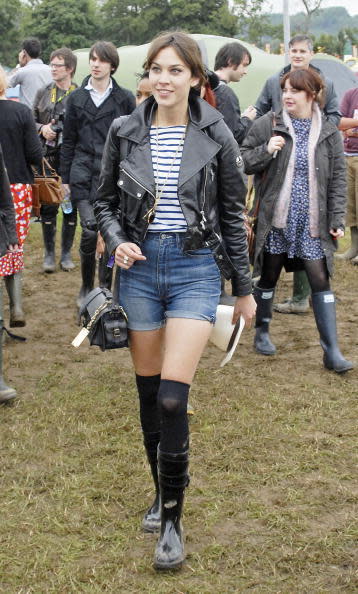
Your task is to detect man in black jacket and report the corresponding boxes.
[61,41,135,307]
[254,34,341,314]
[213,42,257,145]
[33,47,78,273]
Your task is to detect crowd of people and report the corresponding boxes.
[0,31,356,570]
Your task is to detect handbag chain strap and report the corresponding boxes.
[85,301,128,333]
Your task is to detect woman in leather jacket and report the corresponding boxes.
[241,68,352,374]
[95,31,256,570]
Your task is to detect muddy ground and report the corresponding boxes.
[1,221,357,592]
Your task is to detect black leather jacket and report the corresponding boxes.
[94,94,252,296]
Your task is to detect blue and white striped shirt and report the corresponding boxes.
[148,125,187,232]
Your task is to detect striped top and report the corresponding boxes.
[148,125,187,232]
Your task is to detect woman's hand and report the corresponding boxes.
[96,233,105,260]
[232,294,257,328]
[330,228,344,239]
[267,135,285,155]
[115,242,146,269]
[8,244,19,252]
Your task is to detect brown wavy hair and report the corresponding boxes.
[281,68,326,108]
[143,31,207,89]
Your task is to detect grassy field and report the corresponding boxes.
[1,222,357,593]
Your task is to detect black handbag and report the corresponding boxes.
[72,287,128,351]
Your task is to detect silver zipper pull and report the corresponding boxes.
[200,211,207,230]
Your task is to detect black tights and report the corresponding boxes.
[259,252,330,294]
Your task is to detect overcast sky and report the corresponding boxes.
[264,0,358,16]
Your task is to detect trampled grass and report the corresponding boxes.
[1,222,357,593]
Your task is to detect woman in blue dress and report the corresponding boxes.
[241,68,353,373]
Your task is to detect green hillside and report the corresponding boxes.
[268,6,358,38]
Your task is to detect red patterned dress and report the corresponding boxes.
[0,184,32,276]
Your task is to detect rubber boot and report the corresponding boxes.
[335,226,358,261]
[142,431,161,533]
[98,249,113,291]
[219,275,235,306]
[154,449,189,571]
[254,286,276,355]
[77,250,96,308]
[274,270,310,314]
[311,291,353,374]
[42,221,56,273]
[0,288,16,403]
[60,216,76,271]
[4,272,25,327]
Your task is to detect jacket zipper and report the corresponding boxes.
[120,167,155,200]
[119,168,155,241]
[200,166,208,230]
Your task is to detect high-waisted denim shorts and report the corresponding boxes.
[119,232,221,331]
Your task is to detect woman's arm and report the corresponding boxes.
[338,116,358,131]
[214,121,252,297]
[326,130,347,232]
[94,121,129,255]
[24,109,44,168]
[0,148,18,247]
[240,116,276,174]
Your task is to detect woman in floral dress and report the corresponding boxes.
[241,68,353,373]
[0,66,42,326]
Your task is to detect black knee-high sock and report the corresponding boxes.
[135,374,161,433]
[157,379,190,453]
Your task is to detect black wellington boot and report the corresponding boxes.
[77,250,96,309]
[4,273,25,327]
[0,292,16,403]
[311,291,353,373]
[98,248,113,291]
[60,216,76,271]
[42,221,56,273]
[142,431,161,533]
[253,286,276,355]
[154,448,189,571]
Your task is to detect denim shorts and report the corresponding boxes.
[119,232,221,331]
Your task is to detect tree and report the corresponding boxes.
[0,0,22,67]
[300,0,323,32]
[28,0,97,61]
[234,0,282,48]
[99,0,238,47]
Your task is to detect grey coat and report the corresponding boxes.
[255,64,341,126]
[0,145,17,258]
[241,110,347,277]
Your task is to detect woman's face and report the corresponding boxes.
[136,77,152,106]
[282,80,313,118]
[149,46,199,116]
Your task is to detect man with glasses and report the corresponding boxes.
[33,48,78,272]
[7,38,52,109]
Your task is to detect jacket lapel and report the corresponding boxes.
[178,124,221,187]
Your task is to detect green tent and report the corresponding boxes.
[73,34,284,109]
[73,34,357,108]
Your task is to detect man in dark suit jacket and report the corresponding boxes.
[61,41,135,307]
